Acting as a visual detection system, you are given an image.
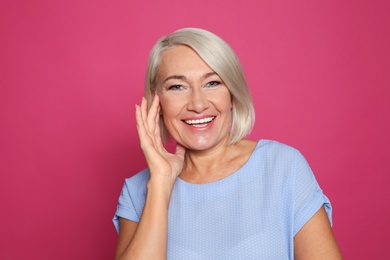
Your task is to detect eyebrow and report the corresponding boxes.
[163,72,218,84]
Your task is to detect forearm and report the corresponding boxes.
[116,176,174,260]
[117,95,184,259]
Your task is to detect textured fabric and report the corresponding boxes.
[113,140,332,259]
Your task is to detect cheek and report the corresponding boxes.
[159,99,179,120]
[160,94,187,113]
[215,94,233,111]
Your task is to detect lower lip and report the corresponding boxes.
[191,123,209,128]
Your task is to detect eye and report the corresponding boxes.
[168,85,183,91]
[206,81,221,87]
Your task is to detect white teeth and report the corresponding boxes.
[185,117,215,125]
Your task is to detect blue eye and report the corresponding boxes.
[168,85,183,91]
[206,81,221,87]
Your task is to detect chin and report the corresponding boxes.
[181,137,223,151]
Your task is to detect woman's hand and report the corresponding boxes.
[115,96,185,260]
[135,95,185,184]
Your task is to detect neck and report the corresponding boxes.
[179,139,252,184]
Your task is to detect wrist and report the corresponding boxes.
[147,175,176,203]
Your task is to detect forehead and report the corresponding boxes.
[157,45,214,79]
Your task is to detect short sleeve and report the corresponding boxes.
[292,151,332,236]
[112,169,149,233]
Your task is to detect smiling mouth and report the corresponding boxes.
[183,116,216,125]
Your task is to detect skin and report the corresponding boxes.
[157,46,233,153]
[115,46,342,259]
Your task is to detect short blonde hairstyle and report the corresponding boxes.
[144,28,255,144]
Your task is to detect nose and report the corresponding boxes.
[187,87,209,113]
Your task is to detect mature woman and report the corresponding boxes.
[113,28,342,259]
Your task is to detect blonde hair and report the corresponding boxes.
[145,28,255,144]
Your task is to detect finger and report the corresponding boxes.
[137,97,163,151]
[154,99,162,136]
[147,95,160,134]
[137,102,160,157]
[136,98,151,141]
[175,143,186,159]
[151,96,165,151]
[140,97,150,132]
[135,104,147,140]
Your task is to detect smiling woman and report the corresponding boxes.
[113,28,342,259]
[144,28,255,145]
[157,46,233,151]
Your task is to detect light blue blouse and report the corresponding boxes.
[113,140,332,259]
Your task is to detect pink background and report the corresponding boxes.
[1,0,389,259]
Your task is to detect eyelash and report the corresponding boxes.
[167,81,221,91]
[206,81,221,87]
[167,85,183,91]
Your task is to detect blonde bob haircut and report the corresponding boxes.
[144,28,255,144]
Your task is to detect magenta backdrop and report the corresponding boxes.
[1,0,389,259]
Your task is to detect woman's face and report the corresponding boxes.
[156,45,232,151]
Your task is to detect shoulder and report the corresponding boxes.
[125,168,150,185]
[121,168,150,197]
[257,139,298,151]
[254,139,304,162]
[249,139,313,182]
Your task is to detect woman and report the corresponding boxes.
[113,28,342,259]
